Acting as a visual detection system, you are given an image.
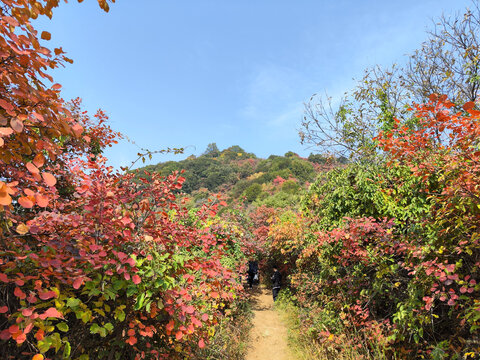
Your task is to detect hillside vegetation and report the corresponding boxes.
[1,1,480,360]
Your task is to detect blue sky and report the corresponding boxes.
[37,0,471,168]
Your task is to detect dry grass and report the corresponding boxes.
[274,297,390,360]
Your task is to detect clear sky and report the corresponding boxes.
[37,0,472,168]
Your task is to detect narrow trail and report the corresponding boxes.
[245,286,294,360]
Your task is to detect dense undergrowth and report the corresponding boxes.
[260,97,480,359]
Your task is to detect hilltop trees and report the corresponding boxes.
[299,2,480,162]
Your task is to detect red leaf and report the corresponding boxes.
[184,305,195,314]
[198,338,206,348]
[0,329,11,340]
[0,306,8,313]
[166,320,174,332]
[8,325,19,334]
[21,308,33,317]
[463,101,475,111]
[0,99,14,111]
[132,275,141,285]
[39,307,63,320]
[73,277,83,290]
[175,331,183,340]
[126,336,137,345]
[14,287,26,299]
[38,290,56,300]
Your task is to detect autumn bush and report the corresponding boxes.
[0,1,248,359]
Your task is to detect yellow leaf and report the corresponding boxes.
[16,223,29,235]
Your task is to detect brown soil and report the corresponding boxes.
[245,286,294,360]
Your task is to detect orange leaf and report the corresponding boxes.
[0,183,12,206]
[463,101,475,111]
[16,223,29,235]
[32,355,44,360]
[14,332,26,344]
[0,127,13,136]
[175,331,183,340]
[35,329,44,341]
[18,196,34,208]
[41,31,51,40]
[42,172,56,187]
[35,194,49,207]
[71,123,83,137]
[32,112,44,122]
[33,153,45,168]
[26,162,39,174]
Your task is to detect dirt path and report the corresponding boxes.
[245,286,294,360]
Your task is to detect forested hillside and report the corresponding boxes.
[139,143,339,206]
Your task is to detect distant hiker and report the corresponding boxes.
[271,265,281,302]
[247,260,258,289]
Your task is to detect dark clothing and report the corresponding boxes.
[247,261,258,289]
[271,270,281,288]
[273,287,280,302]
[271,270,281,301]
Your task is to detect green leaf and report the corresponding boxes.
[56,322,69,332]
[66,298,81,308]
[90,323,101,334]
[62,341,71,359]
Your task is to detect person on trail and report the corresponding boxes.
[271,265,281,302]
[247,260,258,289]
